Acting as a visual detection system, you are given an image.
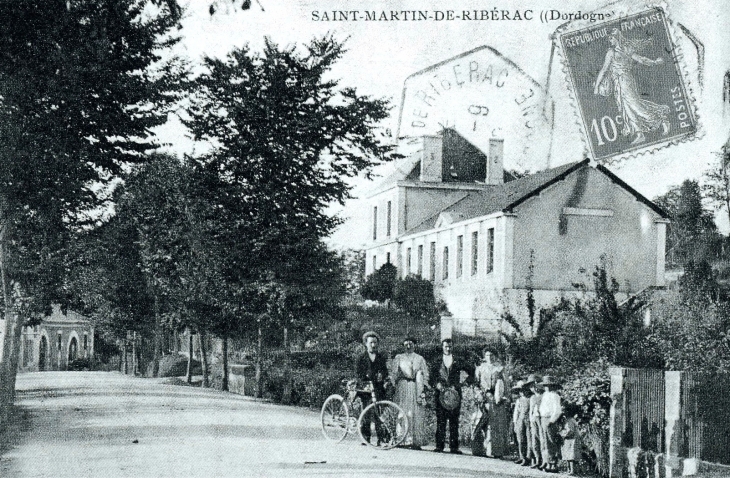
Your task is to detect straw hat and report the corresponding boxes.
[524,374,540,387]
[511,379,527,391]
[439,387,461,411]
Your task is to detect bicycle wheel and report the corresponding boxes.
[357,400,409,450]
[321,394,349,442]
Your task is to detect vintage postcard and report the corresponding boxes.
[1,1,730,477]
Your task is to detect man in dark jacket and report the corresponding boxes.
[356,331,390,444]
[431,338,472,454]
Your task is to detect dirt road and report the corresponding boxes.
[0,372,546,477]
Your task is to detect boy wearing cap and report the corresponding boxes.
[511,380,532,465]
[527,375,544,469]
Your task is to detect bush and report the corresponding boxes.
[155,354,201,378]
[559,359,612,477]
[67,358,92,371]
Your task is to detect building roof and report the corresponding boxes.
[402,159,668,236]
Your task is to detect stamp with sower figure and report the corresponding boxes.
[557,7,697,162]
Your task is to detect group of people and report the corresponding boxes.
[356,332,582,474]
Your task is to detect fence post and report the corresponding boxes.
[664,371,683,478]
[609,367,627,478]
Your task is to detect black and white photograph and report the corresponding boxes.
[0,1,729,477]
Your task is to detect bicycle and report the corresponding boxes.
[320,379,409,450]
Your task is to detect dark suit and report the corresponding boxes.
[356,351,390,444]
[356,351,389,401]
[430,355,472,451]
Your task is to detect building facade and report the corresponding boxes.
[365,130,668,336]
[17,305,95,372]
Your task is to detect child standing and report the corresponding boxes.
[511,380,532,466]
[560,403,582,475]
[526,374,543,469]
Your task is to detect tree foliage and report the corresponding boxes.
[182,35,395,334]
[653,180,720,266]
[393,275,436,320]
[702,147,730,227]
[361,263,397,303]
[0,0,183,417]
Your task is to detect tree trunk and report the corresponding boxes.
[152,294,161,378]
[281,326,292,405]
[122,341,128,375]
[131,332,137,376]
[0,223,14,425]
[173,329,180,354]
[199,331,209,388]
[186,331,193,384]
[221,336,229,392]
[8,312,24,400]
[255,325,263,398]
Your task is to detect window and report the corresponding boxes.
[417,245,423,277]
[84,334,88,351]
[456,235,463,278]
[471,231,479,276]
[406,247,412,275]
[386,252,391,263]
[386,201,392,237]
[373,206,378,240]
[487,227,495,273]
[442,246,449,280]
[57,334,62,351]
[372,254,377,272]
[429,242,436,281]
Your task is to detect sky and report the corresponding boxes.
[154,0,730,249]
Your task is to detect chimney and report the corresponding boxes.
[419,135,443,182]
[486,138,504,185]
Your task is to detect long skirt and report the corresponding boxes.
[394,379,427,446]
[486,400,510,457]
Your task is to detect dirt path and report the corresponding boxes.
[0,372,547,477]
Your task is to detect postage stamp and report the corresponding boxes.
[556,7,698,162]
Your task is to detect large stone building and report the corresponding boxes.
[365,129,669,336]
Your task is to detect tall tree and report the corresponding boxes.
[183,35,396,393]
[703,147,730,230]
[653,180,719,266]
[0,0,182,421]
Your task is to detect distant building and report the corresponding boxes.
[365,129,669,336]
[16,305,95,372]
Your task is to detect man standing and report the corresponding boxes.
[356,331,390,445]
[431,338,471,454]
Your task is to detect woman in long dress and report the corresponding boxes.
[474,350,510,458]
[593,28,670,145]
[391,337,430,449]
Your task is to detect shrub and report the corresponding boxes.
[155,354,201,378]
[393,275,436,320]
[361,263,397,303]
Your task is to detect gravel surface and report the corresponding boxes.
[0,372,551,477]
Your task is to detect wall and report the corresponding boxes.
[610,368,730,478]
[511,167,663,294]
